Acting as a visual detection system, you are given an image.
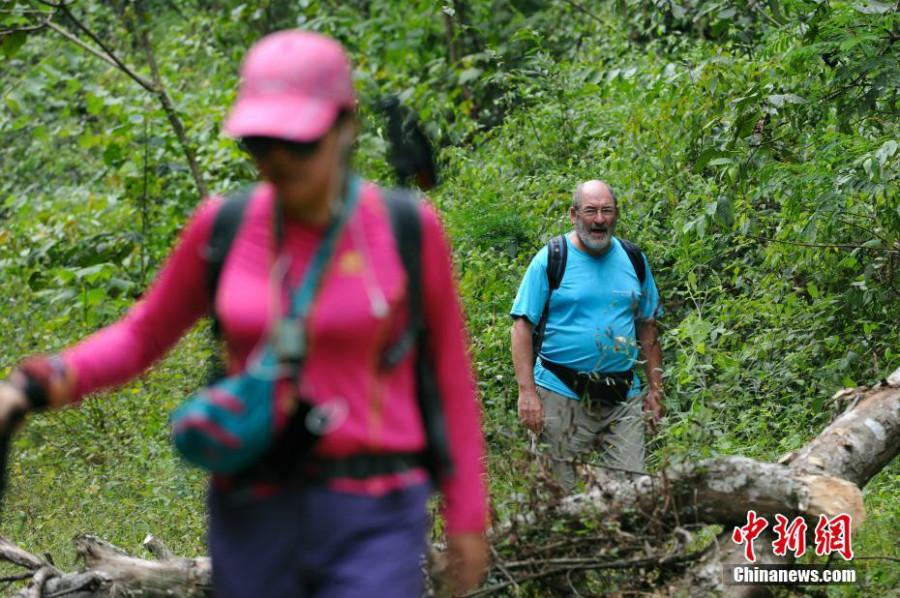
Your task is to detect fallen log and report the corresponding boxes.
[561,457,864,530]
[668,369,900,598]
[0,535,210,598]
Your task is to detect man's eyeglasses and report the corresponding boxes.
[576,207,615,218]
[240,136,323,159]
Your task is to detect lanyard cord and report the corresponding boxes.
[270,176,362,381]
[278,176,361,319]
[247,176,362,384]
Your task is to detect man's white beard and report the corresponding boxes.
[576,219,614,253]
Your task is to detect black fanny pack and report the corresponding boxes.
[541,359,633,403]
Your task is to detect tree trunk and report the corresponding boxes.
[667,373,900,597]
[558,457,864,530]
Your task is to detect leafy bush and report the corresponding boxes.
[1,0,898,594]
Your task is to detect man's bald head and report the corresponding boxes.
[572,180,617,210]
[570,179,619,255]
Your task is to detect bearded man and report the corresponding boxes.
[510,180,664,491]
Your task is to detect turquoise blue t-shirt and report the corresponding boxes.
[510,235,662,400]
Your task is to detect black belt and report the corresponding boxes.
[541,359,633,402]
[218,451,428,503]
[303,452,427,483]
[223,451,428,499]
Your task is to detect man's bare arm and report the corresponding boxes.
[636,320,664,428]
[511,318,543,432]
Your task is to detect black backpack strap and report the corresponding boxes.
[618,238,646,286]
[380,188,422,369]
[206,185,255,339]
[203,185,254,386]
[380,188,454,482]
[546,234,568,291]
[531,235,568,362]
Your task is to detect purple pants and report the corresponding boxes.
[208,481,429,598]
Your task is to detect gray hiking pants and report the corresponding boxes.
[537,385,646,492]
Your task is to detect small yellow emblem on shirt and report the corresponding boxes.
[338,251,364,275]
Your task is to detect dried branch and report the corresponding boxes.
[742,233,900,254]
[0,536,59,574]
[25,567,56,598]
[54,3,157,94]
[45,21,142,80]
[672,378,900,597]
[142,535,174,561]
[130,0,208,198]
[560,0,604,26]
[39,1,207,199]
[0,8,56,36]
[466,551,696,598]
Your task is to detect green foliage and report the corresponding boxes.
[1,0,899,594]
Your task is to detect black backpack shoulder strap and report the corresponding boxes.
[617,238,646,286]
[380,187,454,482]
[380,188,422,368]
[206,184,255,337]
[531,235,568,362]
[546,234,567,291]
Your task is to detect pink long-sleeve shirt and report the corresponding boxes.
[62,181,487,534]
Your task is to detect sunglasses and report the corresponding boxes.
[240,136,323,159]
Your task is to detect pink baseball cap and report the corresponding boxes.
[224,31,355,142]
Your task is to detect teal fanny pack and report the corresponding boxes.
[170,177,361,475]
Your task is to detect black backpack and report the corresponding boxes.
[203,185,453,483]
[531,234,647,362]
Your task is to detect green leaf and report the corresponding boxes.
[103,142,123,167]
[853,1,893,14]
[716,197,734,226]
[85,93,104,116]
[1,31,28,59]
[694,147,722,171]
[767,94,807,108]
[458,68,483,86]
[708,157,735,167]
[875,140,898,165]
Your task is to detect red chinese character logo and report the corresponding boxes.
[772,514,808,558]
[814,514,854,560]
[732,510,769,562]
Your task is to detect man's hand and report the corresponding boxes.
[643,388,665,435]
[0,383,28,436]
[517,388,544,433]
[446,532,488,595]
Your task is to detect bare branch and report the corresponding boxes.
[0,8,56,36]
[560,0,604,26]
[42,1,207,199]
[0,536,59,574]
[742,233,900,254]
[25,567,56,598]
[142,535,174,561]
[54,2,157,93]
[45,21,121,70]
[130,0,208,198]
